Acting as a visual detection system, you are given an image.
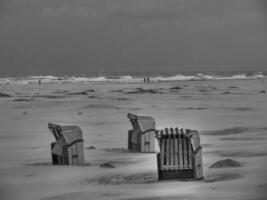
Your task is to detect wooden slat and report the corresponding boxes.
[181,129,188,169]
[160,130,165,170]
[178,128,183,169]
[186,130,193,169]
[174,127,179,169]
[170,128,174,170]
[165,128,170,170]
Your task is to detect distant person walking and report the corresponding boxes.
[144,76,150,84]
[38,79,41,86]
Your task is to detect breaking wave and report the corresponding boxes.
[0,72,265,85]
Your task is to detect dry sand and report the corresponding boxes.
[0,79,267,200]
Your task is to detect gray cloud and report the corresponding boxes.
[0,0,267,75]
[0,0,9,17]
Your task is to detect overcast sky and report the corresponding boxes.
[0,0,267,75]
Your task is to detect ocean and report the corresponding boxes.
[0,71,266,85]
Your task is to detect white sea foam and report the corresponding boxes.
[0,72,265,85]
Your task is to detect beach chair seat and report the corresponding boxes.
[48,123,85,166]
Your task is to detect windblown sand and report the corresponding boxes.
[0,79,267,200]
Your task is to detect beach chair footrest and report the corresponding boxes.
[158,169,195,180]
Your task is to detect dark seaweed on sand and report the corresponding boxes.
[125,88,161,94]
[88,95,97,99]
[53,90,68,94]
[222,91,231,94]
[198,89,207,92]
[86,146,96,150]
[0,92,11,97]
[110,97,131,101]
[32,95,65,99]
[228,86,239,89]
[170,86,182,90]
[67,91,88,95]
[99,162,116,168]
[13,98,31,102]
[83,89,95,92]
[233,107,253,111]
[111,89,124,93]
[180,107,206,110]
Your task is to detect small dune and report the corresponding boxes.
[209,159,242,168]
[202,127,248,136]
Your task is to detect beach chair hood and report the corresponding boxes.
[127,113,156,133]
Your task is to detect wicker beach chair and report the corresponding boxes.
[48,123,85,166]
[127,113,157,152]
[156,128,203,180]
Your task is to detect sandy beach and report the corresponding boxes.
[0,79,267,200]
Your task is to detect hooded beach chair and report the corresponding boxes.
[127,113,157,152]
[156,128,203,180]
[48,123,85,166]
